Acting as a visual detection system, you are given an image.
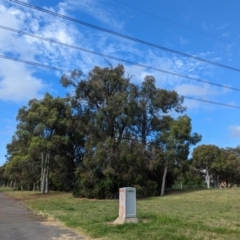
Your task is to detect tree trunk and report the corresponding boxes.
[41,152,50,194]
[206,169,210,189]
[21,180,23,191]
[41,153,45,194]
[45,170,49,193]
[44,153,50,193]
[32,182,35,191]
[180,181,183,189]
[161,166,168,196]
[41,167,46,194]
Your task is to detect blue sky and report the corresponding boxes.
[1,0,240,166]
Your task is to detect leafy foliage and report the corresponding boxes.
[7,64,236,197]
[4,94,84,191]
[60,64,200,198]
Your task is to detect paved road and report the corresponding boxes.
[0,193,84,240]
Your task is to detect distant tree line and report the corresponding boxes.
[1,64,239,198]
[192,145,240,188]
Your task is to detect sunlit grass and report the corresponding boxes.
[5,188,240,239]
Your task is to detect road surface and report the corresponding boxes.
[0,192,84,240]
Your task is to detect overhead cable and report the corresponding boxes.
[114,0,239,48]
[184,97,240,109]
[9,0,240,73]
[1,54,239,110]
[1,25,240,93]
[0,54,69,72]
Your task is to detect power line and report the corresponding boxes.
[1,54,240,110]
[9,0,240,73]
[1,25,240,93]
[185,97,240,109]
[114,0,239,48]
[0,54,69,72]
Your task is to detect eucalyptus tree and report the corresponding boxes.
[5,125,36,190]
[158,115,201,195]
[0,165,8,187]
[6,93,81,192]
[61,64,200,198]
[62,65,139,197]
[192,144,221,189]
[212,148,240,187]
[135,75,186,145]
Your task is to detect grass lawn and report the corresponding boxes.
[2,188,240,240]
[0,187,14,192]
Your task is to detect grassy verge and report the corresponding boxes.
[4,188,240,240]
[0,187,13,192]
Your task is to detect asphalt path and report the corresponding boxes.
[0,192,84,240]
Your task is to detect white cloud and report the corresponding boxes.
[0,0,239,166]
[0,0,129,103]
[0,0,232,108]
[63,0,124,29]
[0,59,45,102]
[228,126,240,138]
[0,0,87,102]
[183,97,202,110]
[174,83,217,97]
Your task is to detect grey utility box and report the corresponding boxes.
[113,187,138,224]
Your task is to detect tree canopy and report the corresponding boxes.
[60,64,201,197]
[3,64,239,197]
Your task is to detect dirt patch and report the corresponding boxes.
[50,233,83,240]
[39,215,92,240]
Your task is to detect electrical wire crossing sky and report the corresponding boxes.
[1,0,240,166]
[9,0,240,73]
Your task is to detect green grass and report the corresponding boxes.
[0,187,14,192]
[4,188,240,239]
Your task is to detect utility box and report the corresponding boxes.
[113,187,138,224]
